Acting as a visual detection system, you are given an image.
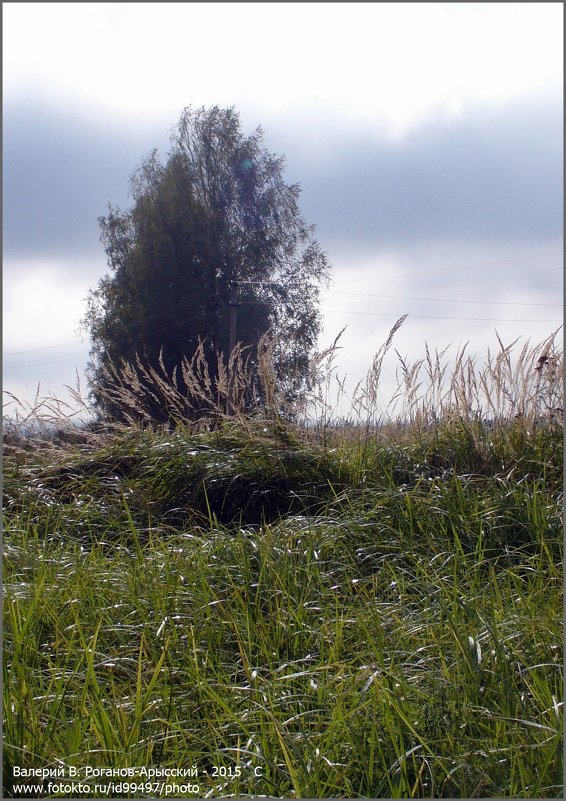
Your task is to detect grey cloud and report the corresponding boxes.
[4,96,169,261]
[274,96,563,256]
[4,93,563,268]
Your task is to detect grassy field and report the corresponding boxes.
[3,334,563,798]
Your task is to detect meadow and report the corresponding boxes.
[3,328,563,798]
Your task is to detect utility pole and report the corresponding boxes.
[228,281,240,357]
[226,280,277,415]
[227,281,241,415]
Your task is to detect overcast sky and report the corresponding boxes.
[3,2,563,419]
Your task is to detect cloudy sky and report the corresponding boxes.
[3,2,563,419]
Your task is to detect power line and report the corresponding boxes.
[5,339,86,355]
[324,309,563,324]
[6,303,561,365]
[326,291,562,307]
[8,282,560,358]
[4,289,216,357]
[333,266,560,296]
[331,250,563,285]
[417,266,560,291]
[4,349,91,369]
[4,286,279,358]
[5,259,562,365]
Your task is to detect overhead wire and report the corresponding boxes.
[330,250,562,284]
[5,251,562,367]
[325,291,562,307]
[6,305,561,369]
[4,284,227,357]
[4,350,92,369]
[324,309,562,323]
[6,339,90,355]
[7,278,561,359]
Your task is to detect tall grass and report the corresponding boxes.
[3,329,563,798]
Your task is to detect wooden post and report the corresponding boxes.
[228,282,240,414]
[229,281,240,356]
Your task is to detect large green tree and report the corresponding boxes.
[84,105,331,422]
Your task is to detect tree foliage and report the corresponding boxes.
[84,105,331,422]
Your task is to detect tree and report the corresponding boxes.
[84,105,331,423]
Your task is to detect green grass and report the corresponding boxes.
[3,417,563,798]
